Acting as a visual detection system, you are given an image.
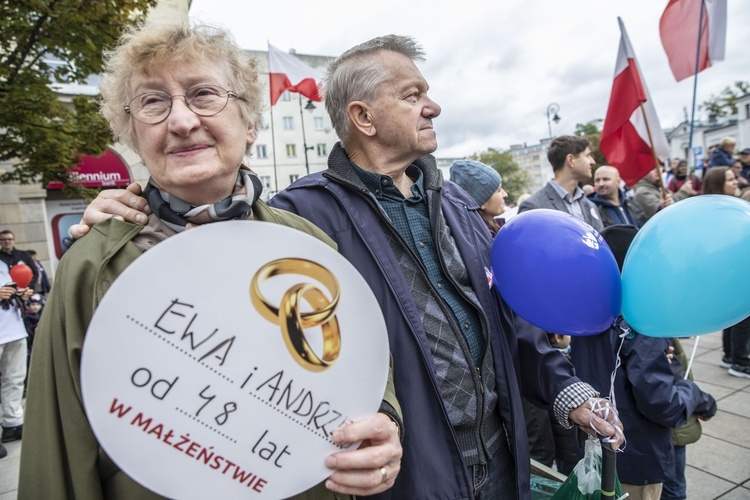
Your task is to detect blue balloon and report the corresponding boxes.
[622,195,750,338]
[491,209,622,336]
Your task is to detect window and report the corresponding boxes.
[285,144,297,157]
[260,175,272,188]
[316,143,327,156]
[314,117,325,130]
[256,144,267,158]
[289,174,300,184]
[283,116,294,130]
[280,91,291,102]
[259,116,269,130]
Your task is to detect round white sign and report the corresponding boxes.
[81,220,390,499]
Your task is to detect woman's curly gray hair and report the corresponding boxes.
[100,22,263,154]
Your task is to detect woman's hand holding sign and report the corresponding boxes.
[325,413,402,495]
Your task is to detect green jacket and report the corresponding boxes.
[20,200,400,500]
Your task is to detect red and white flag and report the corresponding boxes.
[268,43,323,105]
[660,0,727,82]
[600,18,670,187]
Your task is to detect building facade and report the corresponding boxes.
[666,93,750,167]
[246,50,338,196]
[507,139,554,194]
[4,0,748,282]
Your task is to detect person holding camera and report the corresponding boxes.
[1,258,33,457]
[0,231,38,289]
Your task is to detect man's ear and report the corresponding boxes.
[246,123,257,147]
[565,153,575,168]
[347,101,376,137]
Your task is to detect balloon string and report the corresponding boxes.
[586,319,629,451]
[684,336,701,380]
[610,321,629,409]
[588,397,626,451]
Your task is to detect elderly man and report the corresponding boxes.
[73,35,621,499]
[270,34,625,500]
[517,136,604,232]
[588,165,646,228]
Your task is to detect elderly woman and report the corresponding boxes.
[19,23,401,500]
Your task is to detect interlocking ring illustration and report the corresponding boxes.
[250,258,341,372]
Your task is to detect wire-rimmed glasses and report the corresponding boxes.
[124,84,244,124]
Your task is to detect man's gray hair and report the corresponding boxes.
[324,35,425,147]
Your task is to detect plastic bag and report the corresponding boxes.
[551,439,625,500]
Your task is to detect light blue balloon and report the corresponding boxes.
[622,195,750,337]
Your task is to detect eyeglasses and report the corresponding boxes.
[0,238,14,242]
[124,84,245,125]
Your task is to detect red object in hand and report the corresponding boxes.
[10,263,33,288]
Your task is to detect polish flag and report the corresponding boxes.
[600,18,670,188]
[268,43,323,105]
[660,0,727,82]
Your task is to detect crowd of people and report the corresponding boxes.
[470,134,738,499]
[0,19,748,500]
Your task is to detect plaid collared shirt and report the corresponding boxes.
[352,163,485,363]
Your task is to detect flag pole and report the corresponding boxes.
[638,101,668,197]
[265,41,280,195]
[686,0,706,176]
[619,15,667,196]
[269,100,279,194]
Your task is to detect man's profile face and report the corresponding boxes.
[594,166,620,201]
[645,167,660,184]
[368,52,441,162]
[569,147,595,182]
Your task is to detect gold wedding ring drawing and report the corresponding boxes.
[251,258,341,372]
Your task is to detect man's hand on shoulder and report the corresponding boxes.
[69,183,150,239]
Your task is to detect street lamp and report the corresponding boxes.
[299,96,316,175]
[546,103,561,139]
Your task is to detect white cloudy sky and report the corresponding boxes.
[189,0,749,157]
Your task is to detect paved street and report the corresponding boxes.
[1,330,749,498]
[678,332,750,499]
